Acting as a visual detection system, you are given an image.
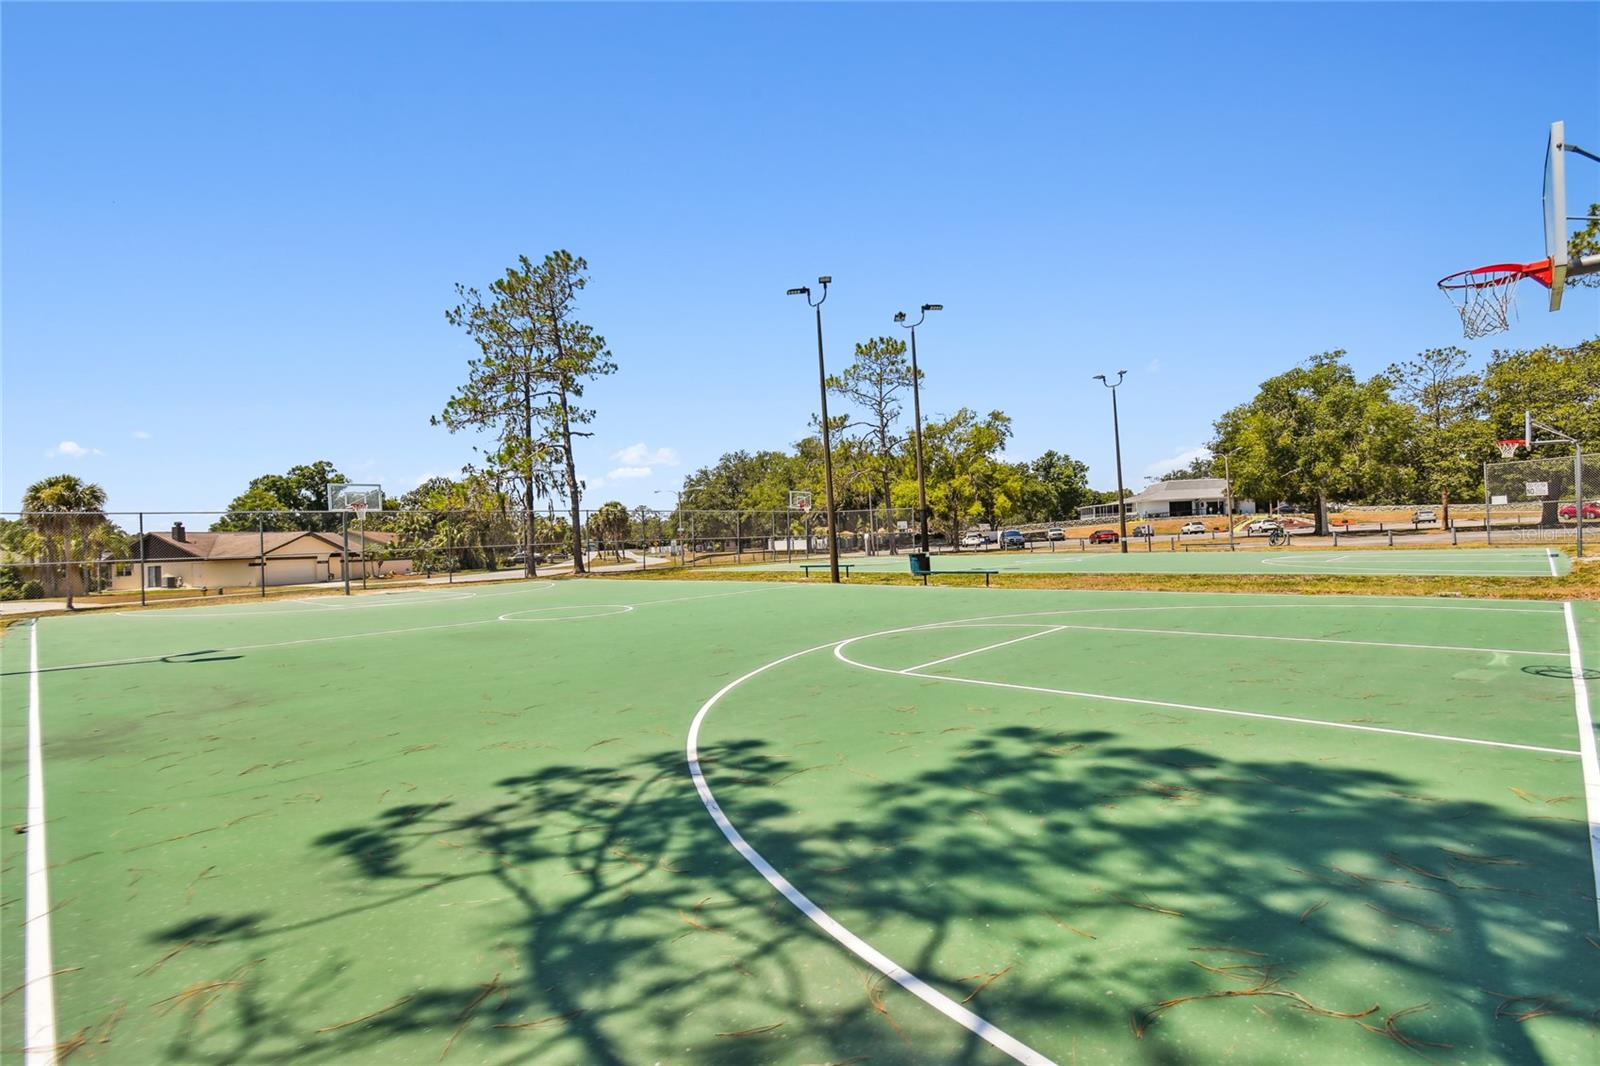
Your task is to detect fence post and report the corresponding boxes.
[736,513,742,564]
[690,514,697,567]
[1484,464,1492,544]
[1576,443,1585,559]
[1451,522,1458,546]
[1388,530,1394,547]
[138,511,147,608]
[259,515,266,597]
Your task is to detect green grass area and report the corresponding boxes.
[3,578,1597,1064]
[737,545,1573,578]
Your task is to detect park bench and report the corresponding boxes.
[799,563,854,578]
[908,554,998,587]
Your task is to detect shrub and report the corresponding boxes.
[20,580,45,600]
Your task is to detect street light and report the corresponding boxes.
[895,303,941,553]
[1093,370,1130,553]
[654,485,687,566]
[789,276,841,583]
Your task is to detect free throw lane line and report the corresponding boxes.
[1562,602,1600,932]
[25,621,58,1065]
[832,626,1579,758]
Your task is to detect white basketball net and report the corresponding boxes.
[1440,267,1523,339]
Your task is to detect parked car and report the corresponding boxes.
[959,532,989,548]
[1413,508,1438,523]
[1559,501,1600,520]
[1179,521,1207,535]
[1088,529,1119,544]
[1245,519,1281,535]
[1131,523,1154,538]
[1046,526,1066,541]
[1273,503,1300,515]
[1000,529,1026,549]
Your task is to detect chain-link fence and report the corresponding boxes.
[0,505,926,609]
[1484,452,1597,549]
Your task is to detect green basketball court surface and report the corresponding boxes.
[4,577,1597,1064]
[739,546,1572,578]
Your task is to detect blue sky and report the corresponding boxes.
[4,2,1597,516]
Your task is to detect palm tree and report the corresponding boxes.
[21,474,109,609]
[587,501,631,561]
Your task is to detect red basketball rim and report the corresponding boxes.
[1437,258,1553,290]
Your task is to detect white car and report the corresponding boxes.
[1414,508,1438,523]
[1046,527,1066,541]
[1179,522,1206,535]
[960,532,988,548]
[1246,519,1281,535]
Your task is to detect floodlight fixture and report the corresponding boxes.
[818,275,832,285]
[922,303,943,312]
[786,287,809,297]
[893,311,907,322]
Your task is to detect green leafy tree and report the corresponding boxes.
[1021,450,1093,521]
[1386,347,1489,524]
[587,500,631,559]
[1156,454,1217,481]
[1481,337,1600,446]
[213,461,344,531]
[438,251,616,575]
[1568,204,1600,288]
[1213,351,1417,533]
[828,336,915,534]
[21,474,110,608]
[921,409,1016,543]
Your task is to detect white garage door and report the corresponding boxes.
[266,558,318,586]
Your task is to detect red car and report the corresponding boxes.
[1559,501,1600,520]
[1088,529,1119,544]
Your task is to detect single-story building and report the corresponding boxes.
[110,522,411,592]
[1078,478,1257,522]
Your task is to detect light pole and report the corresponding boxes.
[895,303,942,553]
[1223,451,1235,551]
[654,486,686,566]
[789,276,841,583]
[1093,370,1130,553]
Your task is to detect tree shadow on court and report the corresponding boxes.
[135,728,1598,1065]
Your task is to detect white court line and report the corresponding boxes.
[686,639,1055,1066]
[683,602,1581,1062]
[833,635,1579,758]
[24,621,57,1065]
[901,627,1066,674]
[1561,602,1600,932]
[25,583,799,674]
[1048,623,1560,658]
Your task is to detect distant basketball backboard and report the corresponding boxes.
[1544,120,1569,310]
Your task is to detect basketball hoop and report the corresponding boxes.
[1437,259,1552,339]
[349,499,368,518]
[1495,439,1526,460]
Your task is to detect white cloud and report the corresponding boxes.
[131,430,152,440]
[611,443,678,467]
[1146,358,1163,375]
[50,440,101,458]
[1143,444,1210,478]
[605,466,652,480]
